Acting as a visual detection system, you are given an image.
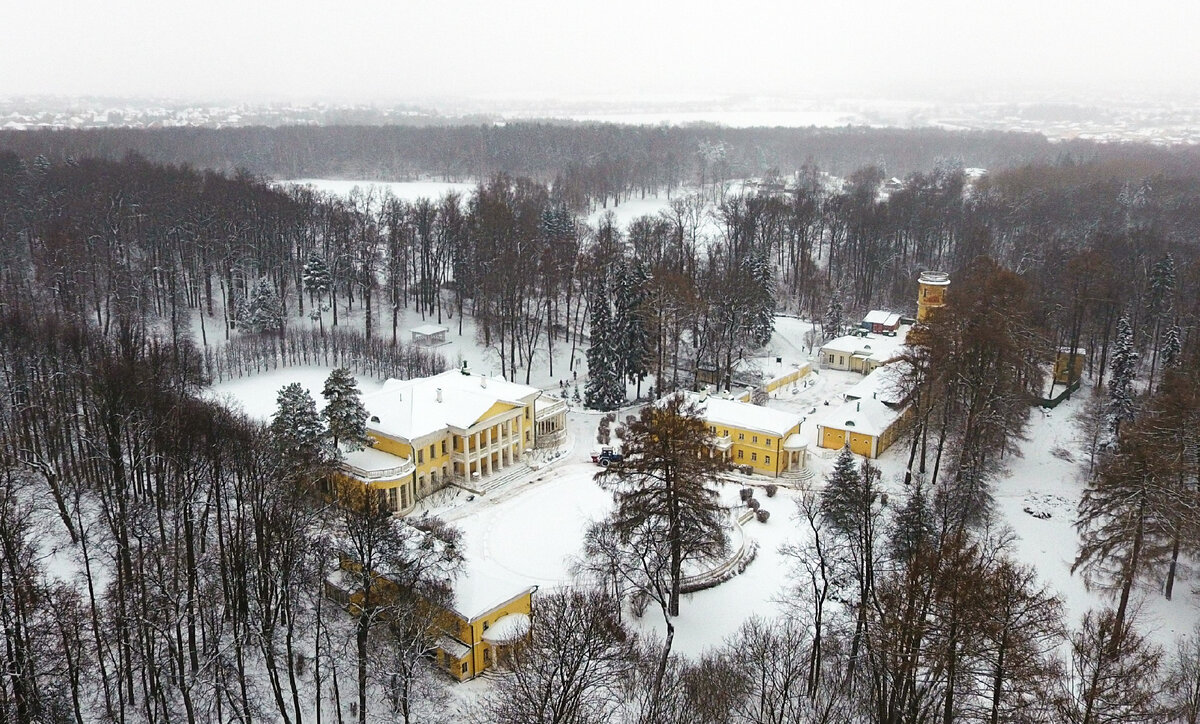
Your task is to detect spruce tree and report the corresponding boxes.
[585,290,625,411]
[614,261,651,398]
[822,296,844,341]
[322,367,370,453]
[1161,324,1182,370]
[889,481,934,564]
[1106,315,1138,443]
[303,252,332,301]
[239,276,285,334]
[743,249,776,347]
[270,382,333,481]
[820,444,867,537]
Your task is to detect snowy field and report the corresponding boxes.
[207,365,387,421]
[277,178,477,201]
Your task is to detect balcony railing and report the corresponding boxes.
[340,458,415,481]
[535,397,568,422]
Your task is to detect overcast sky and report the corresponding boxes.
[3,0,1198,105]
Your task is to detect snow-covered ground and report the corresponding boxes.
[277,178,477,201]
[206,310,1200,670]
[207,365,387,421]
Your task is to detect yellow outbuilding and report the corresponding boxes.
[681,390,807,477]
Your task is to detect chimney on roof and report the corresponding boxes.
[480,375,487,388]
[700,386,709,402]
[436,388,443,403]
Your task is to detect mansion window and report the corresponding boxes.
[765,455,771,465]
[737,450,743,459]
[417,449,424,463]
[752,435,758,444]
[430,444,436,459]
[442,440,448,455]
[387,488,398,511]
[751,453,757,462]
[738,433,744,441]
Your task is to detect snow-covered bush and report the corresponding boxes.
[748,498,761,511]
[739,488,754,502]
[756,509,770,523]
[765,484,778,498]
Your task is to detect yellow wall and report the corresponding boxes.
[917,282,947,322]
[438,588,533,680]
[762,364,812,395]
[1054,351,1086,384]
[711,423,798,477]
[476,400,517,425]
[820,426,877,458]
[369,432,412,459]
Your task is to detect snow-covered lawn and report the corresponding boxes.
[278,178,477,202]
[207,365,387,421]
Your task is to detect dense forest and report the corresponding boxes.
[2,124,1200,722]
[5,123,1200,211]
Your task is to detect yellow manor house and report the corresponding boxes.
[680,389,807,477]
[338,369,567,515]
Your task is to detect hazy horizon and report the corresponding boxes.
[4,1,1199,108]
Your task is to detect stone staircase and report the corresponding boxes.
[779,466,816,487]
[456,462,533,496]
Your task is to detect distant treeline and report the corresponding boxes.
[5,123,1199,210]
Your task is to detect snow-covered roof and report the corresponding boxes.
[815,397,906,438]
[482,612,531,643]
[783,433,806,451]
[863,310,901,326]
[680,391,802,437]
[438,635,470,659]
[341,445,411,473]
[842,362,911,406]
[362,370,540,441]
[820,333,907,364]
[452,576,535,621]
[410,324,448,336]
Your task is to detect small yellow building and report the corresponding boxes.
[326,555,534,681]
[681,390,807,477]
[435,587,534,681]
[337,370,567,515]
[1053,347,1087,385]
[816,396,910,459]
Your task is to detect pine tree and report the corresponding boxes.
[1148,253,1176,318]
[822,296,844,341]
[270,382,333,481]
[819,445,884,679]
[614,261,651,398]
[593,392,730,617]
[322,367,370,453]
[585,290,625,411]
[1147,254,1177,392]
[743,249,776,347]
[820,445,864,536]
[303,252,333,300]
[1106,315,1138,443]
[889,481,934,564]
[239,276,285,334]
[1161,323,1182,371]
